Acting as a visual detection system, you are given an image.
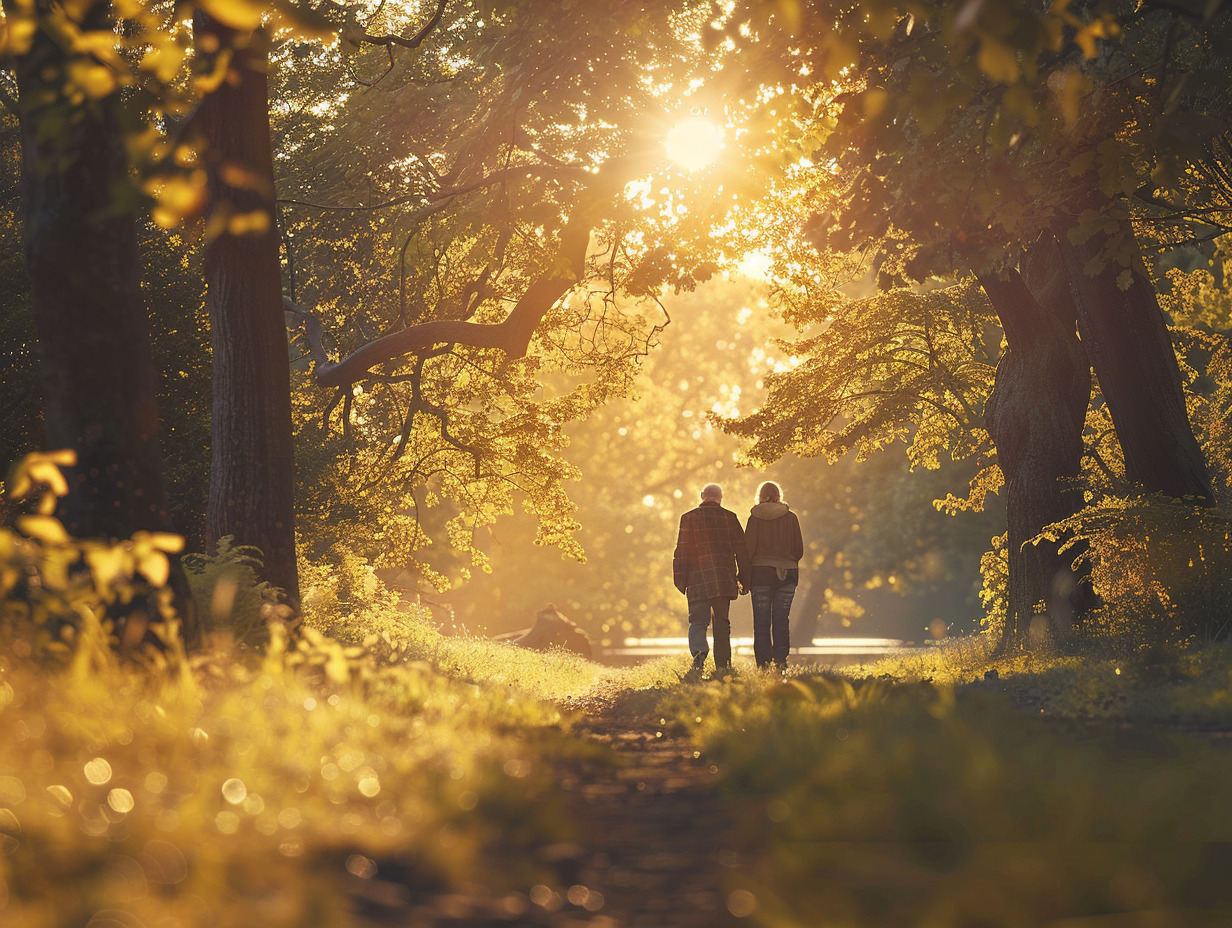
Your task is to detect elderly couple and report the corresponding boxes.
[672,481,804,674]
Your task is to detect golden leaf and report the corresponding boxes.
[41,549,71,591]
[16,515,70,545]
[197,0,266,31]
[227,210,272,236]
[146,171,208,226]
[24,461,69,503]
[150,532,186,554]
[219,162,270,192]
[85,546,131,587]
[1,12,38,57]
[193,48,233,95]
[67,60,118,99]
[0,565,19,595]
[140,39,189,85]
[138,551,171,587]
[976,37,1019,84]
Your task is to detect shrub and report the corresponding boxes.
[1041,494,1232,646]
[2,451,186,659]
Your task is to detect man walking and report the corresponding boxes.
[673,483,750,674]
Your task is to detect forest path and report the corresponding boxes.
[352,676,756,927]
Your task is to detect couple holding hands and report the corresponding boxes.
[672,481,804,675]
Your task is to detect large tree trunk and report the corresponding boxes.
[979,267,1091,653]
[195,16,300,605]
[8,0,194,641]
[11,0,168,537]
[1054,223,1214,504]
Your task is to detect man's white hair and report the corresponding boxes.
[700,483,723,501]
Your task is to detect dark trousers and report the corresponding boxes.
[751,567,798,667]
[687,588,732,668]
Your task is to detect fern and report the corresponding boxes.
[182,537,284,650]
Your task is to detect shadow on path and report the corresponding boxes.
[348,680,755,927]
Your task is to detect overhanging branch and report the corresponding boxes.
[359,0,449,50]
[284,207,592,390]
[284,150,649,409]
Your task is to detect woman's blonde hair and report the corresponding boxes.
[757,481,783,503]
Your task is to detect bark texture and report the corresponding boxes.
[1054,224,1214,504]
[980,268,1091,652]
[196,16,299,604]
[11,0,174,542]
[9,0,195,641]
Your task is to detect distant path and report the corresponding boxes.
[351,681,754,927]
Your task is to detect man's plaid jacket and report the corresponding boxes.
[672,500,751,600]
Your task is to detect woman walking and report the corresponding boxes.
[744,481,804,671]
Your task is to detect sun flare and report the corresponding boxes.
[665,117,724,171]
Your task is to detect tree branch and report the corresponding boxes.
[285,150,650,413]
[359,0,449,50]
[284,207,591,389]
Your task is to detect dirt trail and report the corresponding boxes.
[351,686,754,927]
[547,712,751,927]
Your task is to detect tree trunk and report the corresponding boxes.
[11,0,166,536]
[1054,223,1214,504]
[7,0,195,641]
[980,268,1091,653]
[195,16,300,605]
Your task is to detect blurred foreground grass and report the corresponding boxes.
[0,579,693,928]
[5,591,1232,926]
[0,621,578,926]
[662,638,1232,927]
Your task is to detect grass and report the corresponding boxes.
[0,574,707,928]
[5,577,1232,928]
[842,627,1232,728]
[0,615,585,927]
[657,635,1232,927]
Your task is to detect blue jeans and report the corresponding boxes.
[751,567,797,667]
[686,588,732,669]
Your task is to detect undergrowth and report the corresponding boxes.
[0,453,599,926]
[841,627,1232,728]
[0,612,591,928]
[662,669,1232,926]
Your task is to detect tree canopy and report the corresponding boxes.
[1,0,1230,649]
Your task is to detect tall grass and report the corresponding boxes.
[661,669,1232,926]
[0,609,593,928]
